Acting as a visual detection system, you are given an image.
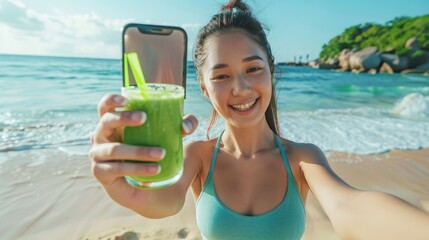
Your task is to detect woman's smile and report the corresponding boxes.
[229,97,259,114]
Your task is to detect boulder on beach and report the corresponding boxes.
[409,51,429,68]
[349,47,381,70]
[338,49,355,71]
[416,62,429,71]
[379,53,409,72]
[319,58,339,70]
[379,62,394,74]
[368,68,378,74]
[308,60,319,68]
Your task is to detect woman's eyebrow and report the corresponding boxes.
[209,56,263,71]
[210,63,228,71]
[242,55,263,62]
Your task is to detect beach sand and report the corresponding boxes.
[0,147,428,240]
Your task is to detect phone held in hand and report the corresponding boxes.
[120,23,187,189]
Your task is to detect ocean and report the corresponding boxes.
[1,54,428,156]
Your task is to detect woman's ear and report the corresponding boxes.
[200,82,209,98]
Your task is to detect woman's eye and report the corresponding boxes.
[212,74,229,80]
[247,67,262,73]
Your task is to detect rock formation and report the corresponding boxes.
[312,37,429,74]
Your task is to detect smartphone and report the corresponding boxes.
[122,23,187,96]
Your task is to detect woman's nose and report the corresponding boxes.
[232,74,251,96]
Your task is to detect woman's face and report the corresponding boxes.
[201,30,272,129]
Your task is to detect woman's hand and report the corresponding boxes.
[88,93,198,209]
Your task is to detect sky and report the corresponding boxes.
[0,0,428,62]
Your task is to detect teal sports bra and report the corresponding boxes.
[196,132,306,240]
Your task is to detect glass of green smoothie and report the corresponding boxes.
[121,84,184,189]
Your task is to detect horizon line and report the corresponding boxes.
[0,53,310,64]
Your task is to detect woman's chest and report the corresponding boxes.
[199,150,303,216]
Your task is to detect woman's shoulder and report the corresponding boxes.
[184,137,218,159]
[278,137,326,165]
[184,138,219,193]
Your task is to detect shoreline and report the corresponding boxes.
[0,147,428,239]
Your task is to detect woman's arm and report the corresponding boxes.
[300,144,429,239]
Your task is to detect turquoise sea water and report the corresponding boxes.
[1,54,428,154]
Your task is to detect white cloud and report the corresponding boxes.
[0,0,44,31]
[0,0,200,59]
[0,0,130,58]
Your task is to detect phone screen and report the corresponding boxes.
[122,24,187,91]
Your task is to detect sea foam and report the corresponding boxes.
[185,105,429,155]
[392,93,429,117]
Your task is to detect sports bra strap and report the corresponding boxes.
[205,131,224,185]
[273,134,294,176]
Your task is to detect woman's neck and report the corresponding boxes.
[221,119,276,160]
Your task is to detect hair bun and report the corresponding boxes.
[220,0,250,12]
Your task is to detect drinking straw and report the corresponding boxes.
[124,52,148,97]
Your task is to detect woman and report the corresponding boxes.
[89,1,429,239]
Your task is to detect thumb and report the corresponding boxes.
[182,114,198,136]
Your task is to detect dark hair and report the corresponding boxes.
[194,0,280,139]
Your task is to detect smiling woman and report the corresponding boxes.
[1,0,429,239]
[88,0,429,240]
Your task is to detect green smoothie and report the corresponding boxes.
[122,84,184,189]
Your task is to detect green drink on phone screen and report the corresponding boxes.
[122,84,184,189]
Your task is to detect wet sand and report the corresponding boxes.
[0,147,428,239]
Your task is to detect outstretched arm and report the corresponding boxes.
[300,144,429,239]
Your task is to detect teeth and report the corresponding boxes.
[232,99,256,111]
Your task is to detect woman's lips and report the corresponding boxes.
[230,98,259,112]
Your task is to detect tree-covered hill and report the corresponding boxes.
[320,15,429,60]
